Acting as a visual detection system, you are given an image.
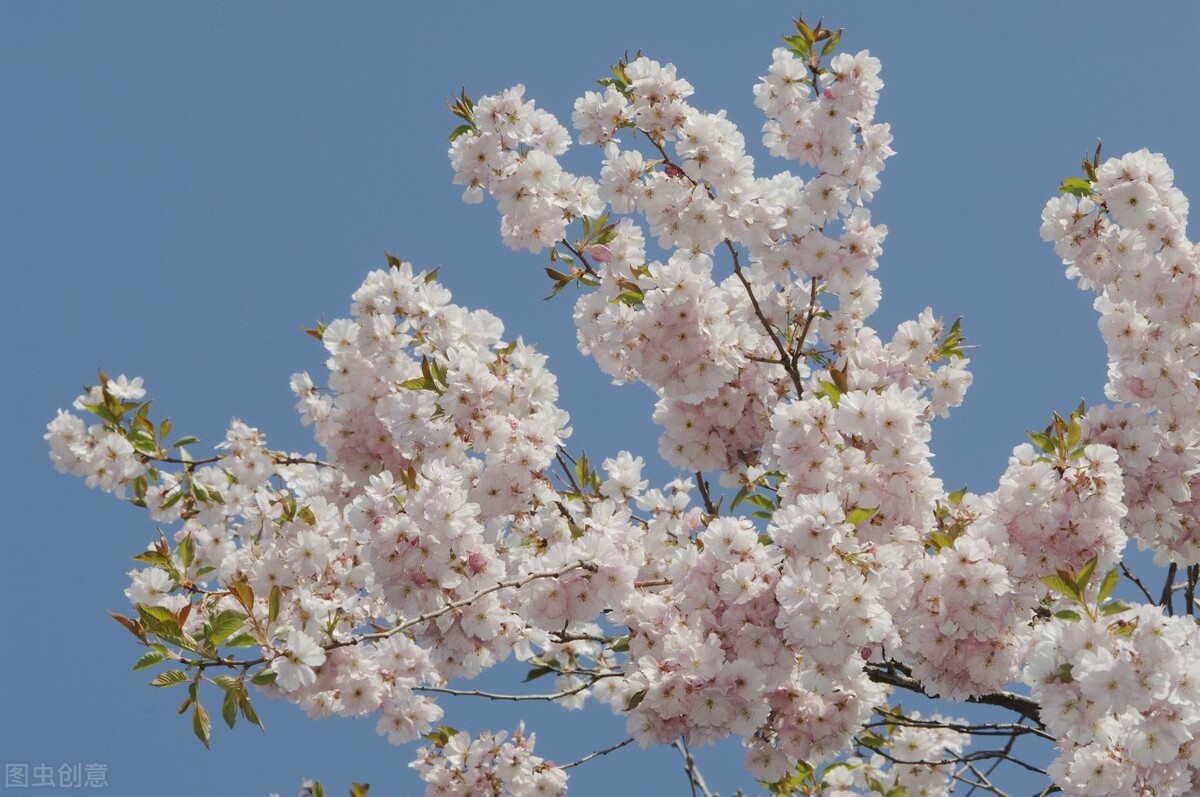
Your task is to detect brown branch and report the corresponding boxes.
[1120,561,1155,604]
[415,673,617,703]
[1161,562,1178,615]
[638,129,806,397]
[561,737,635,770]
[673,739,716,797]
[695,472,717,516]
[864,663,1043,727]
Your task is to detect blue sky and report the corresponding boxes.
[4,3,1199,795]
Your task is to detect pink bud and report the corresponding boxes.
[468,550,488,574]
[860,646,873,660]
[1126,376,1155,399]
[586,244,612,264]
[664,163,685,179]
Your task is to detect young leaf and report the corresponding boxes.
[250,669,278,686]
[268,585,282,625]
[1075,556,1098,594]
[846,506,878,526]
[133,651,166,670]
[1058,177,1094,197]
[1040,573,1083,604]
[239,694,265,729]
[151,669,188,688]
[222,688,239,729]
[1100,599,1132,617]
[1097,567,1119,604]
[523,665,556,683]
[193,702,212,749]
[205,610,248,647]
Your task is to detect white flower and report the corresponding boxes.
[271,629,326,692]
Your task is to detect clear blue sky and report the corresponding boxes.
[4,3,1199,795]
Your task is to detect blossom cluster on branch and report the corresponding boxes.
[47,16,1200,797]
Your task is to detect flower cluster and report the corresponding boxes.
[1026,605,1200,796]
[1042,148,1200,565]
[411,724,568,797]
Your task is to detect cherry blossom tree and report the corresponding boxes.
[47,16,1200,797]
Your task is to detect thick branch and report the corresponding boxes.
[864,663,1043,727]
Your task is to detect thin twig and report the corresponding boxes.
[561,737,635,770]
[639,128,806,397]
[415,674,616,702]
[1120,561,1154,603]
[672,739,715,797]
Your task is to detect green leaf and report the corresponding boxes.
[193,702,212,749]
[948,486,968,506]
[448,124,475,142]
[1058,177,1094,197]
[151,669,188,688]
[224,632,259,648]
[1056,663,1074,683]
[1067,417,1082,450]
[523,665,556,683]
[212,675,239,691]
[625,689,647,712]
[575,451,589,491]
[820,29,843,57]
[350,784,370,797]
[169,435,200,449]
[1075,556,1098,594]
[132,550,172,567]
[1054,609,1082,621]
[239,694,265,729]
[744,493,776,511]
[1040,573,1083,604]
[137,603,180,626]
[268,585,282,625]
[205,610,248,647]
[610,634,630,653]
[729,484,752,511]
[818,380,842,408]
[250,669,278,686]
[222,688,238,729]
[928,531,956,551]
[1098,567,1120,603]
[845,506,878,526]
[133,651,167,670]
[1100,599,1132,617]
[857,731,886,750]
[1027,431,1057,455]
[179,535,196,569]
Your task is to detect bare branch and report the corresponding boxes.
[561,737,635,771]
[673,739,716,797]
[864,663,1043,727]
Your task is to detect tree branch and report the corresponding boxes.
[864,663,1043,727]
[561,737,635,770]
